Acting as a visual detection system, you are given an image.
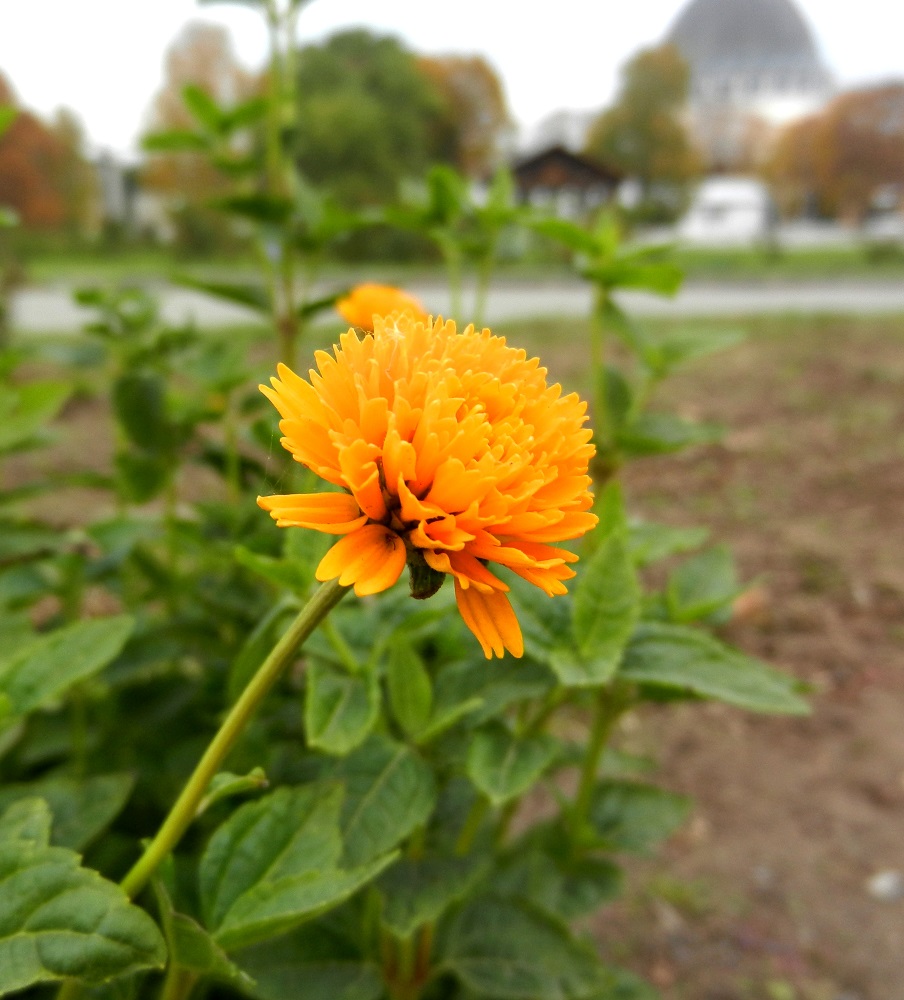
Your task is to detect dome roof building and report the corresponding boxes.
[665,0,834,166]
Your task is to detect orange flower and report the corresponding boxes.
[258,315,597,658]
[335,283,428,332]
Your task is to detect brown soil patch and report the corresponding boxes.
[585,316,904,1000]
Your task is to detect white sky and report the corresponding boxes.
[0,0,899,158]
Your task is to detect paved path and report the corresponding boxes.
[11,279,904,333]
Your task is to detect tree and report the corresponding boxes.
[765,83,904,221]
[293,30,451,207]
[584,45,701,208]
[0,72,90,231]
[142,22,257,250]
[418,55,512,177]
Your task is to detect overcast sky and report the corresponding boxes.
[0,0,900,158]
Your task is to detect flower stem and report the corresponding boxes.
[572,684,630,836]
[119,578,350,900]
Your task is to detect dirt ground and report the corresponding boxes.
[575,315,904,1000]
[9,313,904,999]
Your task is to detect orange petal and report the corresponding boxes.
[454,580,524,659]
[257,492,368,534]
[315,524,406,596]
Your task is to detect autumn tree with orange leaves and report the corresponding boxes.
[766,83,904,221]
[0,73,93,232]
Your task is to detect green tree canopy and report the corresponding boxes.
[294,30,451,206]
[585,45,701,197]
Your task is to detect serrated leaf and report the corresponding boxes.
[570,531,640,683]
[152,880,253,990]
[234,923,384,1000]
[0,802,166,993]
[378,854,486,938]
[305,662,379,756]
[0,774,133,851]
[439,896,618,1000]
[666,545,741,623]
[467,725,558,806]
[620,622,809,714]
[385,637,432,739]
[0,615,133,716]
[587,780,691,854]
[200,783,392,950]
[329,735,436,866]
[201,783,345,932]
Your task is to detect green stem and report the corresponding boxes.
[119,578,349,900]
[454,795,489,856]
[572,685,629,835]
[590,286,610,449]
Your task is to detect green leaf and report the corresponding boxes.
[643,326,745,376]
[141,129,208,153]
[620,622,809,714]
[432,653,551,729]
[589,258,683,296]
[234,923,384,1000]
[0,519,66,564]
[222,95,268,132]
[0,801,166,993]
[385,637,433,739]
[528,216,598,256]
[182,84,224,133]
[666,545,741,622]
[0,774,133,851]
[0,382,70,455]
[492,849,622,921]
[0,615,133,716]
[112,373,174,452]
[587,780,691,854]
[618,412,722,457]
[0,798,52,844]
[228,597,299,702]
[172,274,271,314]
[627,522,709,567]
[152,880,253,990]
[467,725,558,807]
[329,735,436,866]
[570,531,640,684]
[0,207,17,228]
[439,896,618,1000]
[114,452,170,503]
[200,783,393,950]
[379,854,486,938]
[213,194,294,226]
[305,662,379,756]
[197,768,269,817]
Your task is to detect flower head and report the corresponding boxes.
[258,315,597,658]
[335,283,428,332]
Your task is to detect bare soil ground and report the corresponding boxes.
[568,315,904,1000]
